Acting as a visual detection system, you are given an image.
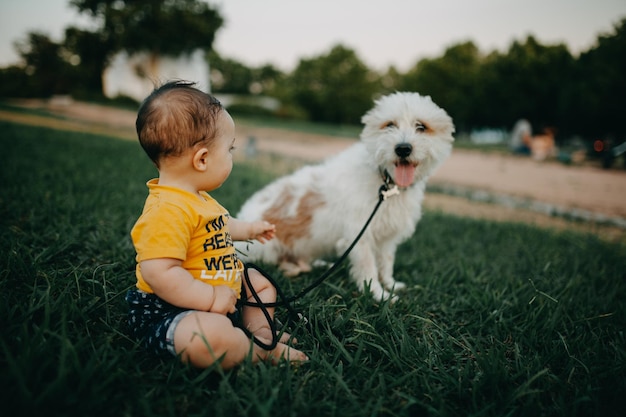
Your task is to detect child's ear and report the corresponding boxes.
[192,147,210,171]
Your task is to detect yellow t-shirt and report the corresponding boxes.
[131,179,243,298]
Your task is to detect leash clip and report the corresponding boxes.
[380,185,400,200]
[378,168,400,201]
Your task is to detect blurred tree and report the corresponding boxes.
[253,64,285,95]
[565,18,626,139]
[0,66,31,97]
[208,50,285,96]
[208,51,256,94]
[477,36,575,133]
[402,41,482,132]
[287,45,379,124]
[63,27,113,96]
[70,0,221,99]
[70,0,223,56]
[14,32,71,96]
[379,65,403,95]
[0,0,223,98]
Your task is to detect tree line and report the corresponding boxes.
[0,0,624,142]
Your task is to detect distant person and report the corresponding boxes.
[530,127,557,161]
[510,119,532,155]
[126,80,308,369]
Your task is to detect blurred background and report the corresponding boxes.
[1,0,625,167]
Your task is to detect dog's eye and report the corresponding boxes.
[415,122,426,132]
[382,121,396,129]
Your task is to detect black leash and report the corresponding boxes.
[239,181,399,350]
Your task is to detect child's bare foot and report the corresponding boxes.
[253,328,298,345]
[278,331,296,344]
[253,337,308,364]
[267,341,308,364]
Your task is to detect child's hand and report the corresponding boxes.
[250,220,276,243]
[209,285,237,315]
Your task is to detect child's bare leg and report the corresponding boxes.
[242,269,307,359]
[242,268,282,341]
[174,311,307,369]
[174,311,253,369]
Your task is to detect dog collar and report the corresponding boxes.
[379,167,394,187]
[377,167,401,200]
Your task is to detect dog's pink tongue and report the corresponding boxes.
[394,164,416,187]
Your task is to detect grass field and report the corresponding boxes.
[1,121,625,417]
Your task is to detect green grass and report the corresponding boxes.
[1,121,625,417]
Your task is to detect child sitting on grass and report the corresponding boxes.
[125,80,308,369]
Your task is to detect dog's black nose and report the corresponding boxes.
[395,143,413,158]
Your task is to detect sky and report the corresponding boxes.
[1,0,625,71]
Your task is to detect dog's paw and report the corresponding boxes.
[279,260,312,277]
[375,288,399,304]
[335,238,350,254]
[364,280,400,303]
[379,275,407,292]
[311,259,331,269]
[385,280,406,292]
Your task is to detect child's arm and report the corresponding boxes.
[139,258,237,314]
[229,218,275,243]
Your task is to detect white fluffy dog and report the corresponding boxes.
[236,92,455,300]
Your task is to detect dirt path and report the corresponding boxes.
[234,124,626,218]
[3,99,625,242]
[434,152,626,218]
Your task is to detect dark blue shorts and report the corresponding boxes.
[125,289,242,357]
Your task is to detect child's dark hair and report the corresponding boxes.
[136,80,224,166]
